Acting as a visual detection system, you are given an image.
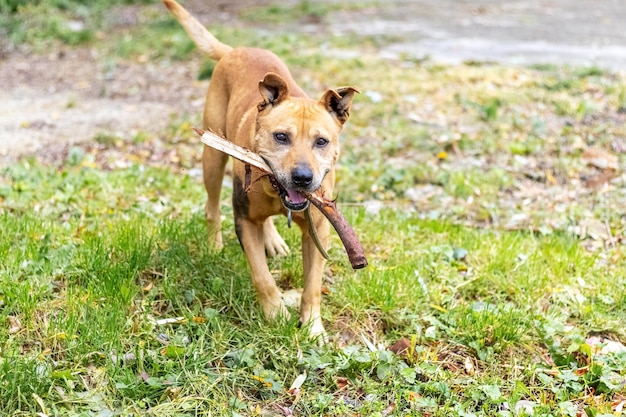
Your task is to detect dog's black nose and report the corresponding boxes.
[292,165,313,188]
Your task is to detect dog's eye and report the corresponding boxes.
[273,132,290,144]
[315,137,329,148]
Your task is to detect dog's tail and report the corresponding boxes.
[162,0,233,61]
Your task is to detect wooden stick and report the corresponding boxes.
[195,128,368,270]
[194,127,271,171]
[302,191,368,269]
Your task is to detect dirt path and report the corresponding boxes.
[2,0,625,166]
[0,47,205,165]
[329,0,626,70]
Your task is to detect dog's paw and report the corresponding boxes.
[207,229,224,251]
[308,318,328,345]
[260,298,290,321]
[265,234,289,257]
[299,314,327,345]
[282,288,302,308]
[213,238,224,251]
[263,219,290,257]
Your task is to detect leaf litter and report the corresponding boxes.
[345,63,626,253]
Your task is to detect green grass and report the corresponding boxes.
[1,158,625,415]
[2,1,626,416]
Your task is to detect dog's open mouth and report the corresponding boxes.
[278,187,310,212]
[262,160,312,212]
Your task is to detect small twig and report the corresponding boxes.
[243,164,270,193]
[244,163,252,189]
[305,206,330,260]
[195,128,368,269]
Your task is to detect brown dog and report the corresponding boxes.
[163,0,358,340]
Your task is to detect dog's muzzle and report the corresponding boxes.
[264,159,313,212]
[266,174,311,212]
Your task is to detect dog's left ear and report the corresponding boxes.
[258,72,290,111]
[320,86,360,125]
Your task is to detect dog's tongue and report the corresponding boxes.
[286,189,306,205]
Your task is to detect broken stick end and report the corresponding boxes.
[351,258,368,270]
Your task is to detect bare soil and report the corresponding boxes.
[0,47,205,165]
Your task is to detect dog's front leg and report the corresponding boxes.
[202,145,229,249]
[236,217,289,320]
[300,209,330,342]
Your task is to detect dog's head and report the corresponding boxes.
[254,72,359,212]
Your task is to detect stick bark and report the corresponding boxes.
[301,191,368,269]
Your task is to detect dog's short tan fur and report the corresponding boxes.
[163,0,358,340]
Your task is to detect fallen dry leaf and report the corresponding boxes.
[151,316,187,326]
[8,316,22,334]
[582,147,619,171]
[572,218,611,241]
[388,338,411,355]
[382,403,396,416]
[583,170,618,189]
[287,372,307,395]
[273,404,294,416]
[515,400,538,415]
[464,355,475,375]
[335,376,350,390]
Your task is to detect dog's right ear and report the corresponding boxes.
[258,72,289,111]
